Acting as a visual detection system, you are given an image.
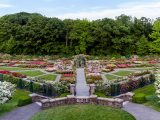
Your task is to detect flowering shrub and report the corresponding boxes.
[63,74,74,77]
[11,72,26,78]
[102,68,113,73]
[0,81,15,104]
[106,64,116,69]
[0,70,26,78]
[86,73,102,84]
[155,72,160,102]
[149,60,157,64]
[0,70,10,74]
[60,77,75,84]
[52,82,69,96]
[117,64,128,68]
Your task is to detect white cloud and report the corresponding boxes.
[56,1,160,20]
[0,3,13,8]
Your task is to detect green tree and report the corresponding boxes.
[69,20,93,54]
[150,19,160,53]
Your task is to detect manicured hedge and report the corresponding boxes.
[132,93,146,103]
[107,74,155,96]
[17,96,32,106]
[2,74,69,97]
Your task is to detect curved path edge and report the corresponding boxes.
[0,103,41,120]
[123,102,160,120]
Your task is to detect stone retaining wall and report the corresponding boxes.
[114,92,134,101]
[30,94,124,109]
[29,93,49,102]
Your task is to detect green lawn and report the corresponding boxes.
[133,84,156,96]
[105,74,118,80]
[38,74,57,81]
[130,68,155,71]
[18,70,45,77]
[133,84,160,111]
[59,93,71,97]
[0,89,30,116]
[31,105,135,120]
[113,70,134,76]
[95,92,112,98]
[0,67,30,71]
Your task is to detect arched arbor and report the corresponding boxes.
[74,54,87,68]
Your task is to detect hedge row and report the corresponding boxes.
[102,74,155,96]
[2,74,69,97]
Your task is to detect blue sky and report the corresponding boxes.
[0,0,160,20]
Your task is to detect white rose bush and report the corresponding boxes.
[155,71,160,102]
[0,81,15,104]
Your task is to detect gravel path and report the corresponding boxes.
[0,103,41,120]
[123,102,160,120]
[76,68,89,96]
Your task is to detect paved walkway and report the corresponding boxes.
[76,68,89,96]
[0,103,41,120]
[123,102,160,120]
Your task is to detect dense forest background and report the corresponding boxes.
[0,12,160,56]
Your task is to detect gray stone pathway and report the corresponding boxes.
[106,73,122,77]
[101,74,108,83]
[0,103,41,120]
[123,102,160,120]
[76,68,89,96]
[55,74,61,82]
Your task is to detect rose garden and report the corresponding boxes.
[0,54,159,120]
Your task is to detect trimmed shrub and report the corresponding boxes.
[17,96,32,107]
[132,93,146,104]
[139,77,146,87]
[150,74,155,83]
[111,83,120,96]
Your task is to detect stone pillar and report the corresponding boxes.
[89,95,97,104]
[70,84,76,95]
[89,84,96,95]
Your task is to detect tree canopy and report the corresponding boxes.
[0,12,159,55]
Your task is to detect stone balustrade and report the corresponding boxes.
[70,84,76,95]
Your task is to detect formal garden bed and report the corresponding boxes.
[0,54,159,120]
